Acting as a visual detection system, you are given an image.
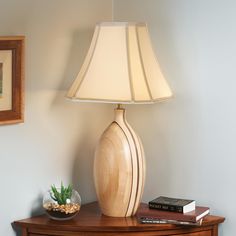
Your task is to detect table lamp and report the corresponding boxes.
[67,22,172,217]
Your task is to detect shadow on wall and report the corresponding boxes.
[59,26,113,203]
[71,131,97,205]
[11,223,20,236]
[59,28,94,91]
[11,189,45,236]
[49,25,105,204]
[30,193,45,217]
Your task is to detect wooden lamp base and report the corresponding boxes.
[94,106,146,217]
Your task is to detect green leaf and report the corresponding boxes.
[50,183,73,205]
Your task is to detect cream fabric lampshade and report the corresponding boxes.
[67,22,172,103]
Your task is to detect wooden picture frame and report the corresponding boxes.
[0,36,24,125]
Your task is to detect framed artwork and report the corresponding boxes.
[0,36,24,125]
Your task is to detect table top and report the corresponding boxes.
[14,202,225,232]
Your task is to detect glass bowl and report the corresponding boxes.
[43,188,81,220]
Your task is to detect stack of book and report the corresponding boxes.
[136,196,210,226]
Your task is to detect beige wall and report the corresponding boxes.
[114,0,236,235]
[1,0,235,235]
[0,1,112,235]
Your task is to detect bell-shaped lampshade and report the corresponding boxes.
[67,22,172,103]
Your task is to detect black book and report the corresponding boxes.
[149,196,195,213]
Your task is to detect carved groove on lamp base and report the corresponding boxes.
[94,107,146,217]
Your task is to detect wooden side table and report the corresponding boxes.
[14,202,225,236]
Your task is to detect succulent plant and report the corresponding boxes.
[50,182,73,205]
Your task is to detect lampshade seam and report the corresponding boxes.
[125,25,135,102]
[135,26,153,101]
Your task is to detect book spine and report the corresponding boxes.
[149,203,184,213]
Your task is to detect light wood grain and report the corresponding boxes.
[94,108,145,217]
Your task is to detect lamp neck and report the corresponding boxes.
[117,104,123,109]
[114,105,126,124]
